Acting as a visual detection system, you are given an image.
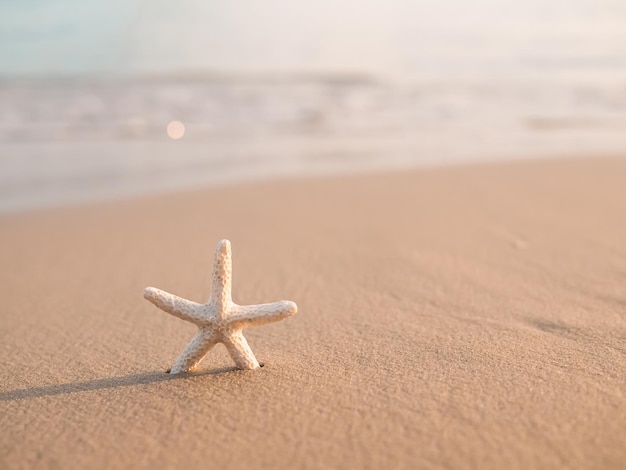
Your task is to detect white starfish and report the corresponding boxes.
[144,239,297,373]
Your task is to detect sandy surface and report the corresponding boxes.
[1,157,625,469]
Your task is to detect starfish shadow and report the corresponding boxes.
[0,366,239,402]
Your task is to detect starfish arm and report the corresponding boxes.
[223,331,260,369]
[210,239,233,310]
[169,329,219,374]
[144,287,205,325]
[228,301,297,329]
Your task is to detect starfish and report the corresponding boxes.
[144,239,297,373]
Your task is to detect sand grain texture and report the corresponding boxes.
[1,157,625,469]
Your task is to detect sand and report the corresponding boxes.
[1,157,625,469]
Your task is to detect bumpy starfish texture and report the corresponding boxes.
[144,239,297,373]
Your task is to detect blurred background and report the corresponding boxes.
[1,0,626,212]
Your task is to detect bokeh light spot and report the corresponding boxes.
[167,120,185,140]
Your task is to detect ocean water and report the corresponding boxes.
[1,0,626,211]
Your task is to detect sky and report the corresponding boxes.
[2,0,626,79]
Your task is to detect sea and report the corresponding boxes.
[1,0,626,212]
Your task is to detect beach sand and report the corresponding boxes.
[1,157,625,469]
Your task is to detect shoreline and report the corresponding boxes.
[2,147,626,216]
